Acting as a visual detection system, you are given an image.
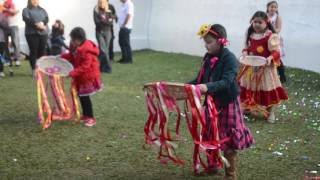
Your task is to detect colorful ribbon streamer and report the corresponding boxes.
[36,68,80,129]
[143,82,229,174]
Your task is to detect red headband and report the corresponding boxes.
[208,30,220,38]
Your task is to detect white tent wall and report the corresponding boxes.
[11,0,320,72]
[15,0,151,54]
[148,0,320,73]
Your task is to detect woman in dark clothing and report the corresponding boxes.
[94,0,117,73]
[22,0,49,75]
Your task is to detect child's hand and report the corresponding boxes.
[199,84,208,94]
[242,51,248,57]
[266,56,273,65]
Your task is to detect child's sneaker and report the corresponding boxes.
[84,118,96,127]
[0,72,5,78]
[15,61,21,66]
[267,112,275,123]
[80,115,89,123]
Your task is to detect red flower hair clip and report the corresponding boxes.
[218,38,229,46]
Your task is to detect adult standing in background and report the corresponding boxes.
[108,2,117,62]
[0,11,9,78]
[22,0,49,76]
[94,0,116,73]
[118,0,134,64]
[3,0,21,66]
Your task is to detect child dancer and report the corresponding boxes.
[61,27,103,127]
[267,0,286,83]
[239,11,288,123]
[50,20,68,55]
[189,24,254,179]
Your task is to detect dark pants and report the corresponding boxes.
[96,30,112,73]
[0,42,5,72]
[26,34,48,70]
[79,96,94,118]
[109,28,115,61]
[277,60,286,83]
[118,27,132,63]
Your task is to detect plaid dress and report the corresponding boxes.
[193,51,254,152]
[212,97,254,151]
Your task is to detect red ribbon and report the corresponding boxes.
[144,82,229,174]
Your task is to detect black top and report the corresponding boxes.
[22,6,49,35]
[189,48,240,106]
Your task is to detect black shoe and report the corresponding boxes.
[101,70,112,74]
[117,59,124,63]
[119,61,132,64]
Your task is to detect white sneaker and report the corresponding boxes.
[15,61,21,66]
[0,72,5,77]
[267,112,276,123]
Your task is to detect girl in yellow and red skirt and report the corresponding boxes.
[239,11,288,123]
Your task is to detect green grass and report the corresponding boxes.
[0,50,319,180]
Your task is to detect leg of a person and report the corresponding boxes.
[26,35,40,70]
[0,59,3,72]
[103,30,112,72]
[0,42,5,72]
[224,149,238,180]
[123,28,132,62]
[37,35,48,59]
[277,60,286,83]
[118,28,127,61]
[97,31,112,73]
[109,28,115,61]
[10,26,21,60]
[79,96,94,118]
[96,31,107,71]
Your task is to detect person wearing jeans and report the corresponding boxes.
[94,0,116,73]
[3,0,21,66]
[118,0,134,64]
[0,12,8,77]
[22,0,49,76]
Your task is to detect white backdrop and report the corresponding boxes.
[148,0,320,73]
[13,0,320,72]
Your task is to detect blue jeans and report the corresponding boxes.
[8,26,21,60]
[118,27,132,62]
[96,30,112,73]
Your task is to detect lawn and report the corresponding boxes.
[0,50,319,180]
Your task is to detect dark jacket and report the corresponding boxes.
[189,48,240,106]
[50,27,68,55]
[22,6,49,36]
[94,5,117,32]
[0,13,9,42]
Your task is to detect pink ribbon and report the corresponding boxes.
[218,38,229,46]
